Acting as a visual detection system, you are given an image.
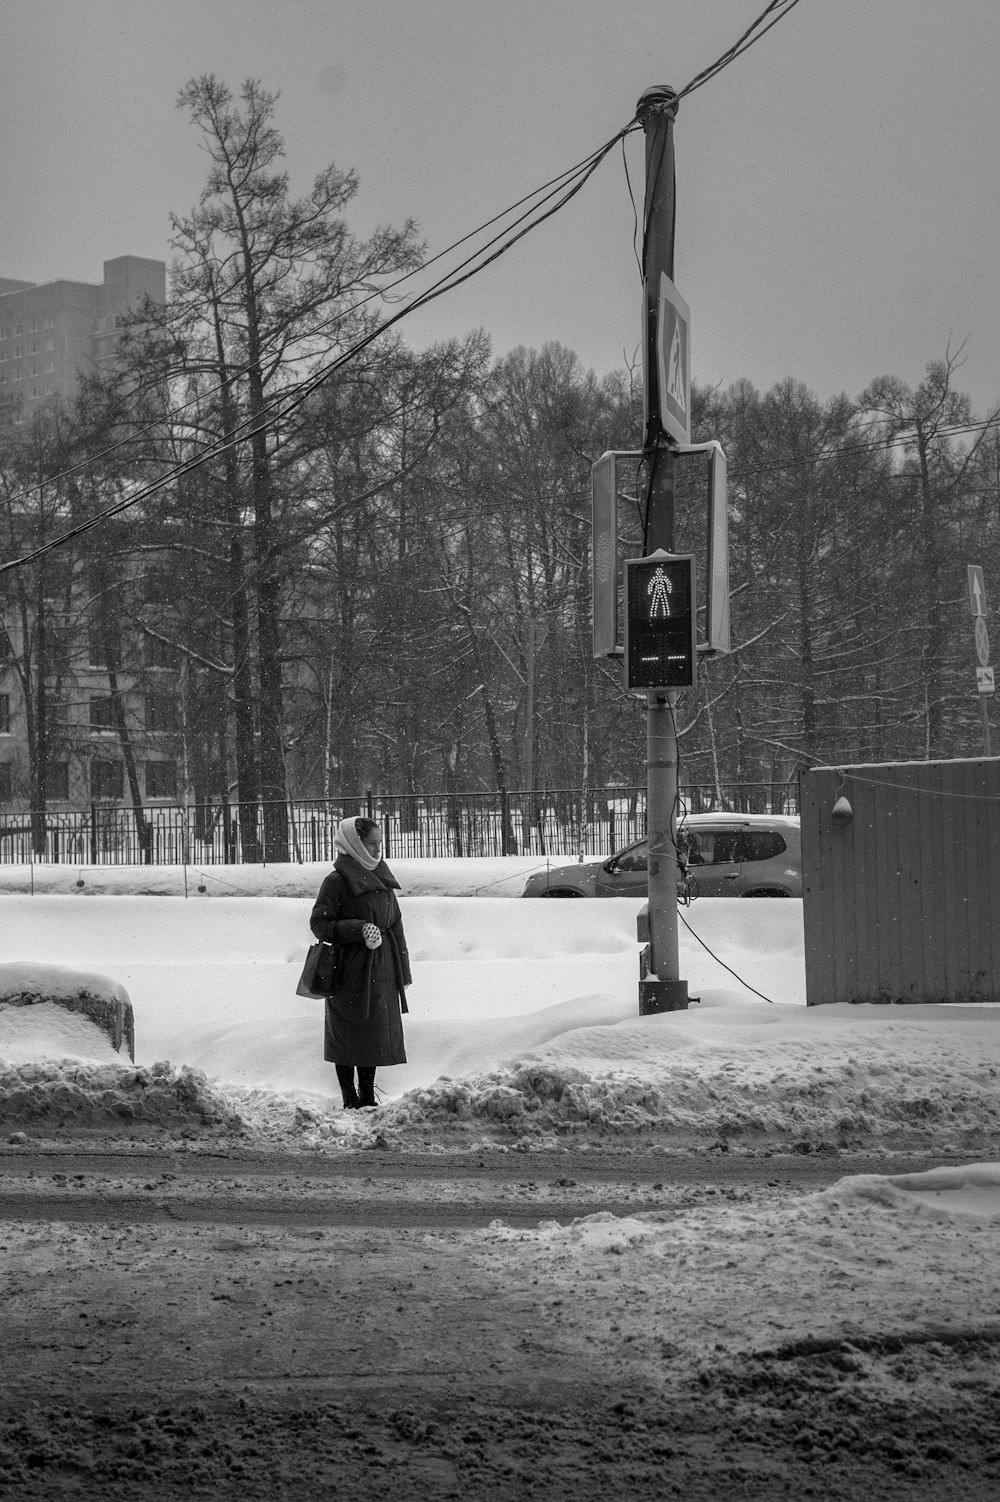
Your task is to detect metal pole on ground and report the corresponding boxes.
[637,84,687,1014]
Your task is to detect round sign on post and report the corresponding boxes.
[975,615,990,667]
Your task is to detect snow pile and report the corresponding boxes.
[373,1034,1000,1153]
[475,1162,1000,1361]
[0,856,545,900]
[0,999,119,1063]
[1,868,999,1149]
[0,960,134,1063]
[0,960,132,1009]
[0,1057,242,1133]
[822,1161,1000,1224]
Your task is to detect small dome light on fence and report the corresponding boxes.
[831,795,853,828]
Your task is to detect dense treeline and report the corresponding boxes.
[1,76,998,857]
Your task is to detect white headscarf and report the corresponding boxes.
[334,816,381,871]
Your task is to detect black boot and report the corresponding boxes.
[335,1064,359,1110]
[357,1067,377,1109]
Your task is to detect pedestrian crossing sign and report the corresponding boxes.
[656,272,691,445]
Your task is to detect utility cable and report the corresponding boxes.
[1,126,632,516]
[830,773,999,804]
[0,124,633,531]
[0,0,806,567]
[675,0,804,101]
[0,128,634,573]
[622,137,643,284]
[678,905,777,1003]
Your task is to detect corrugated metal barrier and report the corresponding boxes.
[801,759,1000,1005]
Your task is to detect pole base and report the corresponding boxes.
[639,977,689,1014]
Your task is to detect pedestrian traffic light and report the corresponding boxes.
[624,551,697,691]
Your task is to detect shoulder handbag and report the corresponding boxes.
[296,940,337,998]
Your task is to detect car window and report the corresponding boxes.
[615,844,648,873]
[684,830,741,866]
[743,830,787,862]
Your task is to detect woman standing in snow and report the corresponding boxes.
[310,816,412,1110]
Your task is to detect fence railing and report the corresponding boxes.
[0,783,800,866]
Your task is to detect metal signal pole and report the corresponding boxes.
[637,85,688,1013]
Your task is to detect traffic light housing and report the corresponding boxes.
[624,552,697,691]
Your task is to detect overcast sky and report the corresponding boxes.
[3,0,998,415]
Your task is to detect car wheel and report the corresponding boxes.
[742,888,790,898]
[539,888,585,898]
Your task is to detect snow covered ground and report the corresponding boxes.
[3,857,1000,1497]
[0,857,998,1160]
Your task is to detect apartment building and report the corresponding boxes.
[0,255,176,817]
[0,255,165,422]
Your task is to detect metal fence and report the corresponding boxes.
[0,782,800,866]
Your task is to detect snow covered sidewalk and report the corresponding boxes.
[0,879,998,1153]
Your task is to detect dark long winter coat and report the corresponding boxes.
[309,854,411,1068]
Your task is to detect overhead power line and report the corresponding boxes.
[728,411,1000,483]
[0,0,806,571]
[0,125,634,573]
[676,0,805,101]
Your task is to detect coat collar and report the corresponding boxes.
[334,852,400,895]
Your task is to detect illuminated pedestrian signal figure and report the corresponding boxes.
[647,565,673,619]
[624,553,697,690]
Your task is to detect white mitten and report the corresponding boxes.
[362,922,382,950]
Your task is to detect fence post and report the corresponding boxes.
[90,802,98,866]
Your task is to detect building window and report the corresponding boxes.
[39,556,70,602]
[46,625,72,670]
[87,628,110,667]
[143,563,174,604]
[145,760,177,799]
[46,761,69,801]
[0,764,11,803]
[145,692,177,733]
[89,695,115,731]
[90,758,123,800]
[145,634,178,670]
[0,693,8,733]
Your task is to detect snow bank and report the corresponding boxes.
[0,856,546,900]
[0,961,135,1060]
[822,1161,1000,1224]
[0,1056,242,1133]
[1,874,999,1152]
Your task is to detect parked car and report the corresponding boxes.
[521,813,801,899]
